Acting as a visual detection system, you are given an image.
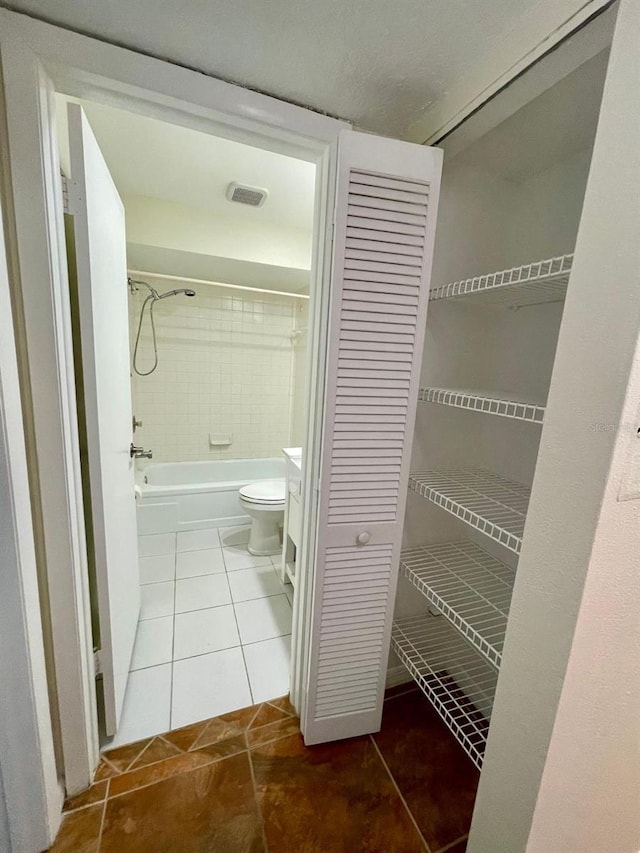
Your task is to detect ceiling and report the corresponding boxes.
[450,49,609,181]
[13,0,539,137]
[56,97,316,232]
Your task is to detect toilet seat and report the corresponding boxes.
[239,478,286,506]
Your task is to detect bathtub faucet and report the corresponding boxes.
[130,443,153,460]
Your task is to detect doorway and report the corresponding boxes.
[56,95,316,749]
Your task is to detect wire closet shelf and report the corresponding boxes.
[429,253,573,307]
[392,615,498,770]
[400,541,515,669]
[409,469,530,554]
[419,387,545,424]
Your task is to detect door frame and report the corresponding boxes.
[0,156,63,853]
[0,5,347,813]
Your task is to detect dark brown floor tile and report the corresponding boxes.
[101,752,264,853]
[47,802,103,853]
[219,703,261,730]
[109,749,219,797]
[252,732,426,853]
[194,734,247,762]
[246,715,301,748]
[267,695,296,717]
[128,736,182,769]
[249,702,291,729]
[439,837,467,853]
[102,738,151,772]
[94,758,119,781]
[63,780,108,813]
[192,715,247,749]
[373,691,479,852]
[162,719,209,752]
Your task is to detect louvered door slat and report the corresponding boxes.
[350,170,431,196]
[346,242,425,260]
[303,130,441,744]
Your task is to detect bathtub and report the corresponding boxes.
[136,457,286,535]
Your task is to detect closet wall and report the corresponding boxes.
[400,141,594,562]
[389,45,610,768]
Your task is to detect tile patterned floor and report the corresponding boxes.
[108,525,294,747]
[50,687,477,852]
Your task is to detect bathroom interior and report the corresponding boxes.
[57,96,315,746]
[51,0,613,777]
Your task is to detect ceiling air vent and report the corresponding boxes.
[226,182,268,207]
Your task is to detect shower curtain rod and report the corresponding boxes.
[127,268,310,300]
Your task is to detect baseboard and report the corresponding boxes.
[385,664,412,689]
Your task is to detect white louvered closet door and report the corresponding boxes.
[302,131,442,744]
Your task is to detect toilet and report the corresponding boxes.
[238,478,286,556]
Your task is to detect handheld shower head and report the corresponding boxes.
[128,277,196,300]
[157,288,197,299]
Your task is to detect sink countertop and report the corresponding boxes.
[282,447,302,474]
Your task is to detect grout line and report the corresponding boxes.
[225,559,255,704]
[100,756,120,776]
[95,793,108,852]
[247,740,270,853]
[126,739,155,772]
[433,835,468,853]
[106,749,247,802]
[369,735,431,853]
[246,728,299,752]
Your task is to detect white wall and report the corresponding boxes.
[527,337,640,852]
[468,0,640,846]
[402,144,592,557]
[124,194,312,272]
[129,276,301,463]
[395,73,602,744]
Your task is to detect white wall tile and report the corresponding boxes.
[129,282,300,463]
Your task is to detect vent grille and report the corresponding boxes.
[226,182,267,207]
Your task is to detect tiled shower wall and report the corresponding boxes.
[128,277,302,463]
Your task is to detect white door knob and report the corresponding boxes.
[356,531,370,545]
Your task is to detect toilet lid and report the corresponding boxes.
[239,478,286,504]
